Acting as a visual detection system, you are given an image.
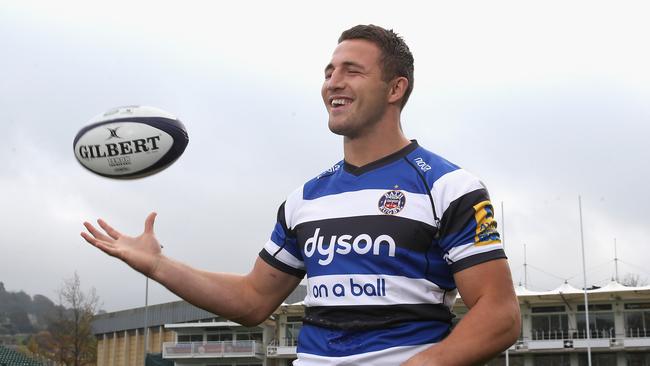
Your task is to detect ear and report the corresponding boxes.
[387,77,409,105]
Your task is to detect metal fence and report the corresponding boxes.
[162,341,263,358]
[531,328,615,340]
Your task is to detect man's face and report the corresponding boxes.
[321,39,391,138]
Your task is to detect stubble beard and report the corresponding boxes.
[327,104,386,140]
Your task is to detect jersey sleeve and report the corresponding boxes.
[259,201,306,278]
[434,169,506,273]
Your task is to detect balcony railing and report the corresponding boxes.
[518,327,650,351]
[162,341,264,359]
[531,330,571,340]
[531,328,614,340]
[625,328,650,338]
[266,338,298,358]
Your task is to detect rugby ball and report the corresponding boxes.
[73,105,189,179]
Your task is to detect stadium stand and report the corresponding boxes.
[0,345,42,366]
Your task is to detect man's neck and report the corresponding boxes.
[343,124,411,168]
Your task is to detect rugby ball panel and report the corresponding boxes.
[73,106,189,179]
[88,105,178,124]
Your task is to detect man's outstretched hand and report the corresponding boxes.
[81,212,163,277]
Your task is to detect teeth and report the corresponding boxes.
[331,98,349,107]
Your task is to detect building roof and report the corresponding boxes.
[513,280,650,302]
[93,284,307,335]
[94,281,650,334]
[164,321,242,329]
[92,300,219,334]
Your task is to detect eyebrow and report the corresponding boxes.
[324,61,366,73]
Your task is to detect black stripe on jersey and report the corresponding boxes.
[259,249,306,278]
[295,215,437,253]
[277,202,295,239]
[438,188,490,237]
[450,250,507,273]
[303,303,454,331]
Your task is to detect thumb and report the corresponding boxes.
[144,212,157,234]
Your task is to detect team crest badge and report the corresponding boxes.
[378,190,406,215]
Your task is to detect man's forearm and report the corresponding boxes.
[81,214,300,326]
[151,255,298,326]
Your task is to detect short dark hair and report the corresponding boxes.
[338,24,414,109]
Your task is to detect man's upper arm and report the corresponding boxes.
[245,256,303,315]
[453,258,516,309]
[433,168,505,274]
[248,200,306,317]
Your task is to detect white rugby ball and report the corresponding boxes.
[74,105,189,179]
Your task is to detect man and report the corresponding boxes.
[82,25,520,365]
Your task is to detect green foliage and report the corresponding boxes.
[1,274,100,366]
[47,273,98,366]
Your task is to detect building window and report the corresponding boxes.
[485,355,524,366]
[285,322,302,346]
[235,331,263,343]
[177,334,203,342]
[207,332,233,342]
[531,306,565,313]
[576,305,615,339]
[577,304,612,312]
[627,352,650,366]
[531,313,569,340]
[625,303,650,310]
[624,307,650,338]
[533,354,570,366]
[578,353,617,366]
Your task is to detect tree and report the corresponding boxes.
[621,273,648,287]
[25,330,58,363]
[8,310,34,333]
[46,272,100,366]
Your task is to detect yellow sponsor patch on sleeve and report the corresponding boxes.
[473,200,501,246]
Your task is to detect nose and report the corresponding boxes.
[325,69,345,91]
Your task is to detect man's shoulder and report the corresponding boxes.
[282,160,344,203]
[300,160,345,199]
[406,143,465,186]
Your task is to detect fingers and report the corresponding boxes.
[83,221,113,242]
[144,212,157,234]
[97,218,123,240]
[80,232,120,257]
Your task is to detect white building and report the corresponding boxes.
[92,281,650,366]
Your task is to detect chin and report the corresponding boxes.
[328,119,346,135]
[328,121,355,137]
[328,126,346,136]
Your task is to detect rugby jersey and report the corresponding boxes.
[259,141,505,365]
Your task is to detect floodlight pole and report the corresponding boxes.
[579,195,592,366]
[614,238,619,283]
[523,243,528,289]
[144,277,150,366]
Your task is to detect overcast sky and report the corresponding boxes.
[1,1,649,312]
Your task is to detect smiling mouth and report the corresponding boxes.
[330,97,353,109]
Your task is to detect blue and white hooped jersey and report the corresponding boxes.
[259,141,505,365]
